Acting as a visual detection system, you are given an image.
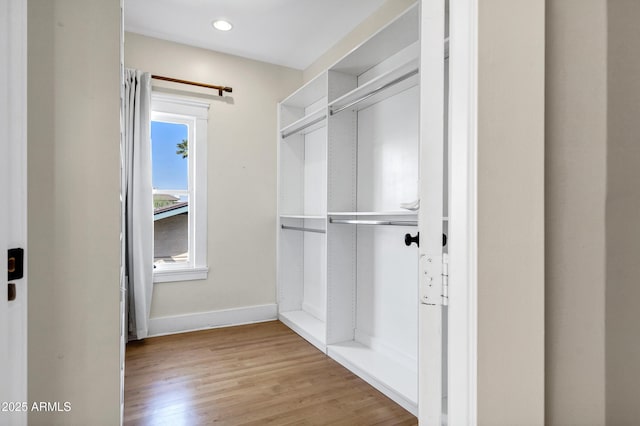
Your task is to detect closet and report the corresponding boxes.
[277,4,427,415]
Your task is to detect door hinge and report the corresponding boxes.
[420,253,449,306]
[442,253,449,305]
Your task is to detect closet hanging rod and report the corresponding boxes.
[281,115,327,139]
[281,225,326,234]
[329,218,418,227]
[329,68,419,116]
[151,75,232,97]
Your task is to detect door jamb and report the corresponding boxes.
[447,0,478,424]
[1,0,28,422]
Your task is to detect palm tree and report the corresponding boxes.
[176,139,188,158]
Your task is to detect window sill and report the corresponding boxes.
[153,266,209,283]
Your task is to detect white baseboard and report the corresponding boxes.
[354,329,417,368]
[147,304,278,337]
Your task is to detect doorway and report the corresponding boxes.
[119,1,469,424]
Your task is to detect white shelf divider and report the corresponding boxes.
[328,341,418,415]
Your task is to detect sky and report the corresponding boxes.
[151,121,188,190]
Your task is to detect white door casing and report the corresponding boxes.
[447,0,479,423]
[0,0,28,424]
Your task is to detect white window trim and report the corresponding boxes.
[151,94,209,283]
[153,267,209,283]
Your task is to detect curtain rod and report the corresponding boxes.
[151,75,232,96]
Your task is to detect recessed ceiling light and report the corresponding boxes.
[212,20,233,31]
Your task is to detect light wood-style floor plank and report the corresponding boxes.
[124,321,417,425]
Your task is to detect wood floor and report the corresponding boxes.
[124,321,417,425]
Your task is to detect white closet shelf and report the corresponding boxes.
[329,4,419,77]
[280,108,326,139]
[328,211,417,217]
[281,72,327,108]
[329,58,419,115]
[327,341,417,415]
[280,214,326,220]
[279,310,326,352]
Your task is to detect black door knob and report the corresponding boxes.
[404,232,447,247]
[405,232,419,247]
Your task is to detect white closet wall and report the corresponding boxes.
[277,4,424,415]
[354,85,420,365]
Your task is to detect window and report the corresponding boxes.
[151,94,209,283]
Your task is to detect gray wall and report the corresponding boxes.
[546,0,640,424]
[545,0,608,423]
[27,0,121,424]
[477,0,546,424]
[606,0,640,423]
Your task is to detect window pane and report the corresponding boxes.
[154,194,189,265]
[152,120,189,266]
[151,121,188,190]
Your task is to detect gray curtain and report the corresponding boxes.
[123,68,153,340]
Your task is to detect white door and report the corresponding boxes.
[0,1,28,424]
[418,0,447,424]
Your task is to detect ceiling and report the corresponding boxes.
[124,0,388,70]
